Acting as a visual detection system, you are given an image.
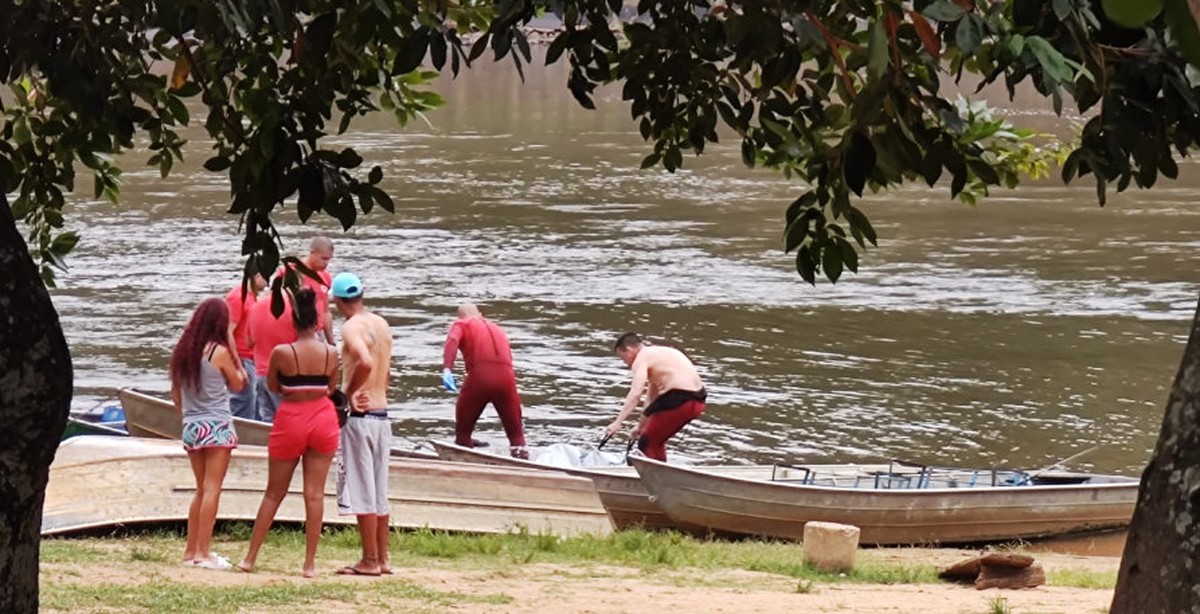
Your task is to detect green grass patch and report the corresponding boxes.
[1047,567,1118,589]
[40,540,108,564]
[41,577,510,613]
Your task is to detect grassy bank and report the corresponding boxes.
[40,525,1118,613]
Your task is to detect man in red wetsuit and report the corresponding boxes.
[605,332,706,462]
[441,303,528,459]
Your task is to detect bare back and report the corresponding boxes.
[636,345,703,404]
[341,311,393,409]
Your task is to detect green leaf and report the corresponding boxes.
[468,33,491,62]
[270,277,286,318]
[796,246,817,285]
[741,139,757,167]
[923,0,966,22]
[784,191,819,225]
[1025,36,1073,82]
[955,15,984,55]
[783,209,814,253]
[843,131,876,197]
[847,206,878,247]
[664,145,683,171]
[1102,0,1163,28]
[13,119,31,146]
[868,19,889,81]
[546,33,570,65]
[50,231,80,254]
[393,29,430,75]
[1165,0,1200,68]
[369,186,395,213]
[203,156,232,172]
[1052,0,1073,19]
[167,95,189,125]
[429,35,447,70]
[835,237,859,273]
[336,148,363,168]
[174,81,201,97]
[297,166,323,222]
[823,243,844,283]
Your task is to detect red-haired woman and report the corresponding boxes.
[170,297,249,570]
[237,288,340,578]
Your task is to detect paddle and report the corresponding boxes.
[598,431,614,450]
[1019,445,1100,484]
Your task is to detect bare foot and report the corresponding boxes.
[301,566,317,579]
[380,565,393,575]
[235,559,254,573]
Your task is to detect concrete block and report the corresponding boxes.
[803,521,860,572]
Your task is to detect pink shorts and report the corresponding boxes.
[268,396,340,460]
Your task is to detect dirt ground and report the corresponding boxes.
[42,547,1117,614]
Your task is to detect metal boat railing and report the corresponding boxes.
[769,460,1036,490]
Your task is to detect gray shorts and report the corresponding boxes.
[336,411,392,516]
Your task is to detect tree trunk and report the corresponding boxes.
[0,196,72,613]
[1111,294,1200,613]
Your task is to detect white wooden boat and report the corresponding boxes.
[629,455,1140,545]
[119,388,272,446]
[43,436,614,537]
[432,440,773,531]
[118,387,437,459]
[62,417,127,440]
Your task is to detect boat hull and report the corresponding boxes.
[433,441,776,532]
[43,436,613,537]
[118,387,436,459]
[630,456,1139,546]
[119,388,272,446]
[62,417,127,440]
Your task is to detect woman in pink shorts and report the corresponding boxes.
[237,288,340,578]
[170,298,248,570]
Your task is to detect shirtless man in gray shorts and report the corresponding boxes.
[331,272,394,576]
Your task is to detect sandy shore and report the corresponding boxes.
[40,542,1118,613]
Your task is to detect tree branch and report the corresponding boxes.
[805,11,856,99]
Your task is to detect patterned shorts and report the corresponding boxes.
[182,418,239,451]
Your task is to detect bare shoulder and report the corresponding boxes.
[367,311,390,330]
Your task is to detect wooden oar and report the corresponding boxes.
[597,432,614,450]
[1035,445,1100,472]
[1019,445,1100,484]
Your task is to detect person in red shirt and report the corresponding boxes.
[246,289,298,422]
[279,237,335,344]
[225,263,267,420]
[441,303,528,459]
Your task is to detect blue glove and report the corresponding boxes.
[441,369,458,393]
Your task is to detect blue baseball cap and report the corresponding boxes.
[330,272,363,299]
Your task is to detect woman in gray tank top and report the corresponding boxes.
[170,298,248,571]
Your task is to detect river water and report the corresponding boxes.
[55,51,1199,476]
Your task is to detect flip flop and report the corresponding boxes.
[335,565,381,576]
[193,556,232,571]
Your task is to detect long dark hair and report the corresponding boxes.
[169,298,230,392]
[292,287,319,331]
